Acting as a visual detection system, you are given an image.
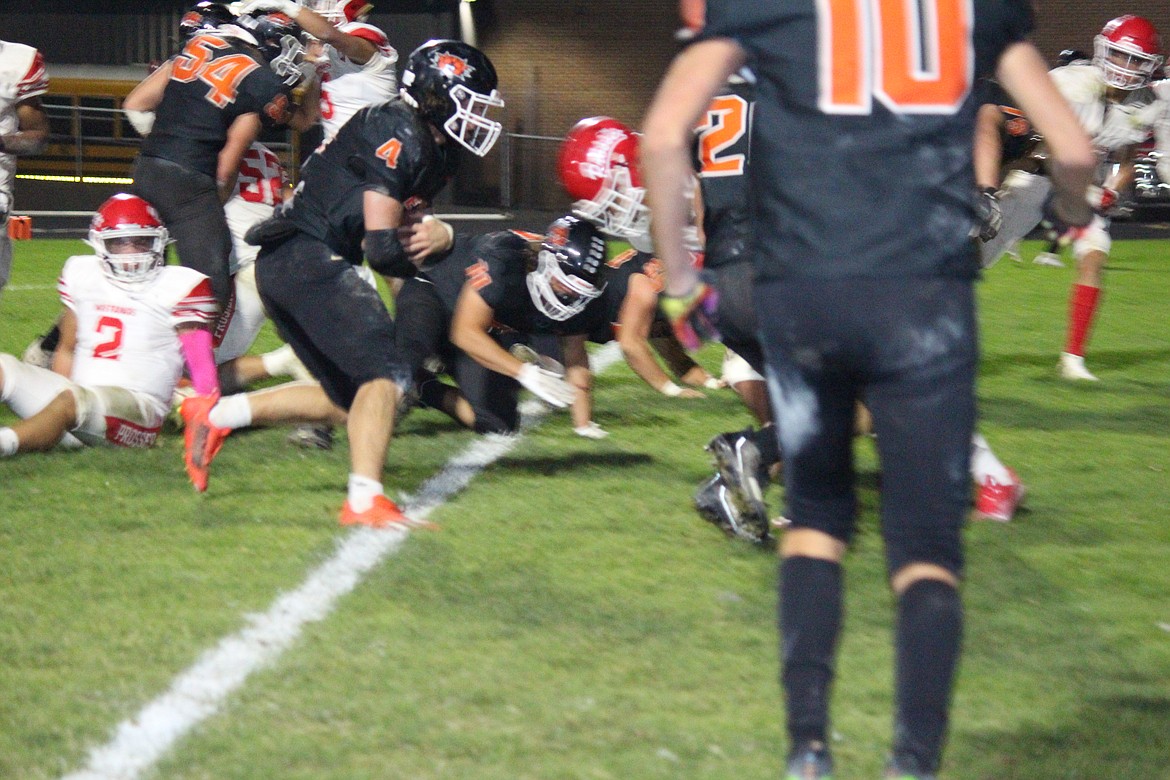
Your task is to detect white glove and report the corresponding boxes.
[574,422,609,439]
[237,0,301,17]
[0,191,10,222]
[517,363,576,408]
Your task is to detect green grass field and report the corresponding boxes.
[2,238,1168,779]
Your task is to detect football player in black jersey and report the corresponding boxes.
[123,9,318,316]
[187,40,505,530]
[685,71,781,544]
[642,1,1094,777]
[394,222,586,436]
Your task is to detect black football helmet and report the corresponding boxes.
[400,39,504,157]
[234,11,307,87]
[527,215,608,321]
[179,1,236,41]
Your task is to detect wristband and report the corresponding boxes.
[659,380,683,397]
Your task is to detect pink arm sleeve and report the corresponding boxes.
[179,327,220,396]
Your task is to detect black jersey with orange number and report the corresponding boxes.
[702,0,1033,280]
[693,76,754,269]
[420,230,540,333]
[141,34,294,179]
[288,100,457,264]
[544,248,664,341]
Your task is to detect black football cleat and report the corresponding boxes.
[693,474,771,544]
[705,429,770,540]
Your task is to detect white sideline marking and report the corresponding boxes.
[61,343,623,780]
[3,283,55,291]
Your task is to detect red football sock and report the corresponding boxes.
[1064,283,1100,357]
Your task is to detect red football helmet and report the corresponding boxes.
[87,194,169,290]
[557,116,649,240]
[1094,15,1163,89]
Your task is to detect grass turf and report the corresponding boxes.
[1,238,1168,779]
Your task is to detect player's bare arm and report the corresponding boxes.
[560,333,594,429]
[973,102,1006,190]
[996,41,1095,226]
[1,96,48,155]
[641,37,744,298]
[238,0,377,65]
[50,308,78,378]
[122,61,173,136]
[617,272,703,398]
[450,285,525,379]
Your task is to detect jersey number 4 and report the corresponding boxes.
[173,35,261,108]
[818,0,972,115]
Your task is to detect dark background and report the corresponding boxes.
[5,1,1170,217]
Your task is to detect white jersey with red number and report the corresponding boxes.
[318,22,397,141]
[59,255,217,414]
[0,41,49,198]
[1051,64,1165,167]
[226,142,285,272]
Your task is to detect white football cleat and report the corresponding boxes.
[1033,252,1065,267]
[1059,352,1098,381]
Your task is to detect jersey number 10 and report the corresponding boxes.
[818,0,972,115]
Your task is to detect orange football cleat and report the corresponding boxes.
[339,495,433,530]
[180,393,230,493]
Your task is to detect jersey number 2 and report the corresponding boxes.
[92,316,124,360]
[695,95,750,177]
[818,0,972,115]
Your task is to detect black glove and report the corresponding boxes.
[974,187,1002,242]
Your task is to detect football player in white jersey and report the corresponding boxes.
[977,15,1167,381]
[0,39,49,300]
[235,0,396,141]
[0,195,220,466]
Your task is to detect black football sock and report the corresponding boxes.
[754,423,781,482]
[892,578,963,773]
[779,556,843,745]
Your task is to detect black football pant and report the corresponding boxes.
[131,155,233,313]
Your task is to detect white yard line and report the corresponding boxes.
[3,283,56,291]
[61,343,623,780]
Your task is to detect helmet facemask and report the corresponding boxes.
[572,165,649,239]
[526,250,604,321]
[269,33,308,87]
[88,227,168,291]
[1094,35,1164,89]
[442,83,504,157]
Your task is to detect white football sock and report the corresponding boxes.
[208,394,252,430]
[347,474,383,513]
[260,344,314,382]
[971,432,1011,484]
[0,427,18,457]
